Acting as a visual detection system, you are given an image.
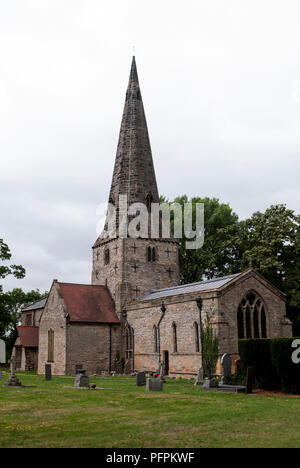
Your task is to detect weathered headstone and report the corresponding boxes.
[194,366,204,386]
[96,366,102,375]
[136,371,146,386]
[246,367,254,394]
[75,364,83,374]
[4,357,22,387]
[74,369,89,388]
[45,364,52,381]
[158,362,165,382]
[0,339,6,364]
[220,353,232,385]
[146,378,163,392]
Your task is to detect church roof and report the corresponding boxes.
[138,273,241,301]
[22,297,48,312]
[58,283,119,324]
[17,326,39,347]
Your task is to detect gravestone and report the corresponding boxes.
[75,364,83,374]
[0,371,2,382]
[74,369,89,388]
[158,362,165,382]
[45,364,52,381]
[4,357,22,387]
[0,339,6,364]
[96,366,102,375]
[220,353,232,385]
[194,366,204,386]
[246,367,254,394]
[146,378,163,392]
[136,371,146,386]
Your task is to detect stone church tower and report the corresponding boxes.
[92,57,180,317]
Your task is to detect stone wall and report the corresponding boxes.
[92,237,180,317]
[126,292,218,376]
[38,281,67,375]
[217,272,292,357]
[66,323,120,375]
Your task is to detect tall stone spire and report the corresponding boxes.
[92,57,180,309]
[108,56,159,213]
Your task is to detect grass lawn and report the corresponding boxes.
[0,371,300,448]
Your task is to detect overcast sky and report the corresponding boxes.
[1,0,299,293]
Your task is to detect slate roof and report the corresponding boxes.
[22,297,48,312]
[139,273,241,301]
[17,326,39,347]
[58,283,119,324]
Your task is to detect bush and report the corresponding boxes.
[238,339,279,390]
[270,338,300,394]
[238,338,300,394]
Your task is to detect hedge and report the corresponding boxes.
[238,337,300,394]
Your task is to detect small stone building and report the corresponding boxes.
[37,281,120,375]
[13,297,46,371]
[15,56,292,376]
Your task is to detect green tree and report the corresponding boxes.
[2,288,48,353]
[236,205,300,333]
[0,239,26,340]
[166,195,240,283]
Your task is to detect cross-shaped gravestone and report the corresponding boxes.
[4,356,22,387]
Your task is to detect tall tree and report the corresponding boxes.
[0,239,25,340]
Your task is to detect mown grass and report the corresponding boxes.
[0,371,300,448]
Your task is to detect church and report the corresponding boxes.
[13,57,292,376]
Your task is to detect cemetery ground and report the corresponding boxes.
[1,371,300,448]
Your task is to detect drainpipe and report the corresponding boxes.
[196,297,203,367]
[157,301,166,372]
[109,324,112,373]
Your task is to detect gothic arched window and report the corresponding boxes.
[48,329,54,363]
[237,291,267,340]
[172,322,177,353]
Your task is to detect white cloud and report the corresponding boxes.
[1,0,299,292]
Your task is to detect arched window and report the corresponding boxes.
[153,325,158,353]
[147,246,156,262]
[172,322,177,353]
[104,249,110,265]
[194,322,200,352]
[48,329,54,363]
[237,291,267,340]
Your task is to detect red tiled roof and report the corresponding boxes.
[58,283,119,324]
[17,326,39,347]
